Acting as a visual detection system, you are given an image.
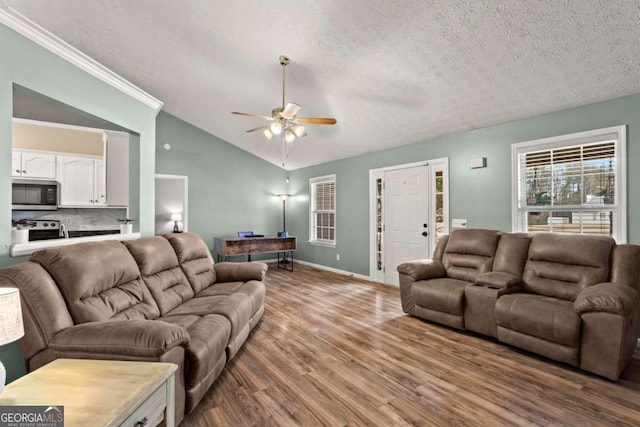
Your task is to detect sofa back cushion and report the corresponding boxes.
[125,237,194,315]
[492,233,532,278]
[164,233,216,294]
[442,229,501,282]
[522,233,615,301]
[31,241,160,324]
[0,262,74,361]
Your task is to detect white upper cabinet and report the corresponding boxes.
[57,155,105,206]
[104,131,129,206]
[13,151,56,179]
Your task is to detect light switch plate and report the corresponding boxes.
[452,218,467,228]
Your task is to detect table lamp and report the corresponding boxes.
[171,213,182,233]
[0,288,24,394]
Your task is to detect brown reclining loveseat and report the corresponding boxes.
[0,232,266,425]
[398,229,640,380]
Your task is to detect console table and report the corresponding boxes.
[214,236,296,270]
[0,359,177,427]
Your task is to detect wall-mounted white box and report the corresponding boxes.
[470,157,487,169]
[452,218,467,228]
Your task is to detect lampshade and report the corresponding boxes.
[0,288,24,346]
[170,213,182,222]
[263,128,274,140]
[279,194,290,202]
[284,130,296,143]
[270,122,282,135]
[293,125,305,138]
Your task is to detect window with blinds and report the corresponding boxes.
[309,175,336,245]
[512,126,626,242]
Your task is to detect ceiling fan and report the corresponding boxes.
[232,55,337,166]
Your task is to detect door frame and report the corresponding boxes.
[368,158,449,283]
[155,173,189,233]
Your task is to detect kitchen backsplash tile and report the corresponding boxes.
[12,208,127,231]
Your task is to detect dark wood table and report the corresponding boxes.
[213,236,297,271]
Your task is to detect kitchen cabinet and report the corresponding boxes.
[104,130,129,206]
[12,150,56,179]
[57,155,106,206]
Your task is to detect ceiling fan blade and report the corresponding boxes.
[245,125,270,133]
[282,102,301,119]
[232,111,272,120]
[296,117,337,125]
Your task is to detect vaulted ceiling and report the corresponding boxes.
[7,1,640,170]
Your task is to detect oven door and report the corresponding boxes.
[28,229,60,241]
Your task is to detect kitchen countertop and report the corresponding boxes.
[10,232,141,257]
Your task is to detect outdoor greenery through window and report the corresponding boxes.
[309,175,336,245]
[512,126,626,242]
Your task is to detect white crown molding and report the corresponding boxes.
[0,5,164,113]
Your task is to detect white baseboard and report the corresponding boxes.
[268,258,371,281]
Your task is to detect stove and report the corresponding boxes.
[28,220,61,241]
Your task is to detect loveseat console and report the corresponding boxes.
[398,229,640,380]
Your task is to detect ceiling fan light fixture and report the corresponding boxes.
[293,125,305,138]
[270,122,283,135]
[263,129,274,140]
[285,130,296,143]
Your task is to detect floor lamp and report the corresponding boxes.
[278,194,290,264]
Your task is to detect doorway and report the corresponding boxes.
[369,159,449,285]
[155,174,188,234]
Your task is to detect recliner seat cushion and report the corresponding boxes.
[495,293,581,347]
[31,241,159,323]
[125,237,195,315]
[196,281,266,315]
[522,233,614,301]
[413,278,468,316]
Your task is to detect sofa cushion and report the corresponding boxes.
[31,241,159,323]
[125,237,195,315]
[166,294,253,345]
[196,281,266,315]
[442,229,501,282]
[158,314,230,388]
[495,293,581,347]
[413,278,468,316]
[522,234,614,301]
[165,233,216,293]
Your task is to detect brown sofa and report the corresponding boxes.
[398,229,640,380]
[0,232,266,425]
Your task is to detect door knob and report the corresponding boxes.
[422,231,428,237]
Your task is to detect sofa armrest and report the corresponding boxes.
[397,260,445,281]
[475,272,520,289]
[574,282,640,316]
[214,262,267,282]
[49,320,190,358]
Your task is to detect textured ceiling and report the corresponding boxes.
[7,0,640,170]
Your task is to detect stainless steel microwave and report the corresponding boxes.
[12,179,58,210]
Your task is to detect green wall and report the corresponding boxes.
[0,23,158,382]
[155,112,286,257]
[289,94,640,276]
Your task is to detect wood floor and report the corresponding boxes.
[181,264,640,426]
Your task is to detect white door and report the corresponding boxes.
[58,155,95,206]
[383,165,430,285]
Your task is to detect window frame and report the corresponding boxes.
[511,125,626,243]
[309,174,337,247]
